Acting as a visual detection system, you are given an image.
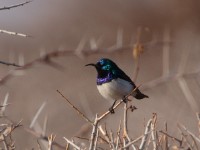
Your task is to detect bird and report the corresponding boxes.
[86,58,148,113]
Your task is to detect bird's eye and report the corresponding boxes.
[99,59,104,65]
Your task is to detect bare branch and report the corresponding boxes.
[196,113,200,137]
[25,127,65,149]
[178,123,200,143]
[30,102,46,128]
[0,93,9,116]
[162,25,170,77]
[178,77,198,112]
[89,114,99,150]
[116,120,122,150]
[57,90,93,124]
[151,113,157,150]
[0,60,21,67]
[139,118,152,150]
[0,1,32,10]
[63,137,81,150]
[0,29,31,37]
[48,134,56,150]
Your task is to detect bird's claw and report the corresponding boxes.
[109,107,115,114]
[122,96,128,103]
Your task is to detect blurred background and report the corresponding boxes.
[0,0,200,149]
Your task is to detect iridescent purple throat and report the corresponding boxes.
[97,72,116,85]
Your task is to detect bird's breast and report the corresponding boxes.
[97,78,134,101]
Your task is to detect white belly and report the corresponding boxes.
[97,78,134,101]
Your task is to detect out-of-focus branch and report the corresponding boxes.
[0,29,31,37]
[177,123,200,144]
[196,113,200,137]
[162,25,170,78]
[0,1,32,10]
[133,27,142,82]
[0,46,132,85]
[25,127,65,149]
[0,60,21,67]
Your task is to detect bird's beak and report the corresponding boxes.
[85,63,96,67]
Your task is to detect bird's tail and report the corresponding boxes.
[134,90,149,100]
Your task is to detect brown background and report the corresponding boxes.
[0,0,200,149]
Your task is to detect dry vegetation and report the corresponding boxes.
[0,1,200,150]
[0,27,199,149]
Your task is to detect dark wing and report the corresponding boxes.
[113,68,149,99]
[112,68,136,88]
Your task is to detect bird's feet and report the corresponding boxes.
[122,96,128,103]
[109,100,117,114]
[109,107,115,114]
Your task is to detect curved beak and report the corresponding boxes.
[85,63,96,67]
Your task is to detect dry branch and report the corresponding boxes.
[57,90,93,124]
[0,1,32,10]
[25,127,65,149]
[48,134,56,150]
[0,29,31,37]
[63,137,81,150]
[0,61,21,67]
[89,114,99,150]
[159,130,182,147]
[139,118,152,150]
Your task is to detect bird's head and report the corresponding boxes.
[85,58,118,77]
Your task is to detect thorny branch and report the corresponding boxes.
[57,90,93,124]
[0,1,32,10]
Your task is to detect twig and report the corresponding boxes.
[116,120,122,150]
[99,125,112,147]
[177,125,193,149]
[42,115,48,136]
[0,61,21,67]
[74,136,89,141]
[159,130,182,146]
[30,102,46,128]
[48,134,56,150]
[163,122,168,150]
[89,114,99,150]
[151,113,157,150]
[2,135,8,150]
[24,127,65,149]
[57,90,93,124]
[0,93,9,116]
[178,77,198,112]
[123,102,136,150]
[196,113,200,137]
[178,123,200,143]
[63,137,81,150]
[94,125,99,150]
[133,27,142,82]
[122,132,151,149]
[139,118,152,150]
[37,140,43,150]
[162,25,170,77]
[0,29,31,37]
[0,1,32,10]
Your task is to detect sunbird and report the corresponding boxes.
[86,58,148,113]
